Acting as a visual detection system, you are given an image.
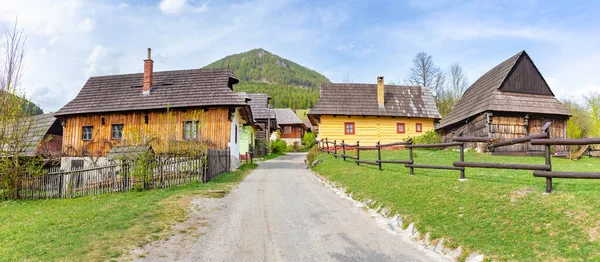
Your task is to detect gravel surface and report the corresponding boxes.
[130,153,447,262]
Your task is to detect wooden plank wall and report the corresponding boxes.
[490,114,567,152]
[500,56,553,95]
[439,114,488,149]
[62,108,231,156]
[280,124,305,139]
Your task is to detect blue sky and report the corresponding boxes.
[1,0,599,112]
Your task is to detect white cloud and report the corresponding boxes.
[159,0,208,15]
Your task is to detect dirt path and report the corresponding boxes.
[127,153,446,261]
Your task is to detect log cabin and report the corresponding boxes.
[54,48,253,168]
[308,77,441,145]
[436,50,571,154]
[272,108,306,145]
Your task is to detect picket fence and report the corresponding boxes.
[16,148,231,200]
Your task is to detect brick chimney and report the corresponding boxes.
[377,76,384,108]
[143,48,153,95]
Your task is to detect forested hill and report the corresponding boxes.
[204,48,330,89]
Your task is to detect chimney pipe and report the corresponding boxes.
[143,48,153,95]
[377,76,384,108]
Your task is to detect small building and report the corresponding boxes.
[243,93,277,155]
[308,77,441,145]
[436,51,571,154]
[236,92,261,159]
[55,48,253,169]
[19,113,63,159]
[272,108,306,144]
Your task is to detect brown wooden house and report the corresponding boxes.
[272,108,306,144]
[436,51,571,154]
[55,49,253,163]
[239,93,277,142]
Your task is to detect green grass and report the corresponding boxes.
[313,150,600,261]
[0,164,257,261]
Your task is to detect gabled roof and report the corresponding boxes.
[55,68,246,116]
[272,108,305,126]
[238,93,272,119]
[308,83,441,124]
[437,51,570,130]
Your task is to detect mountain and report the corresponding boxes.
[1,91,43,116]
[204,49,330,109]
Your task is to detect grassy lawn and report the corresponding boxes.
[0,164,257,261]
[313,150,600,261]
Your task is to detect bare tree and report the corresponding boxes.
[437,63,469,117]
[404,52,445,99]
[0,17,41,199]
[342,73,352,83]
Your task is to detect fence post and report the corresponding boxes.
[544,127,552,193]
[326,138,330,154]
[459,143,466,180]
[246,152,249,167]
[356,140,360,166]
[409,146,414,176]
[377,141,382,171]
[333,140,337,159]
[342,140,346,161]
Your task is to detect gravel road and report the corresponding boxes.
[132,153,446,262]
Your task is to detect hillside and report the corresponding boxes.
[204,49,329,109]
[1,91,43,116]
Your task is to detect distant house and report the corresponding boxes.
[308,77,441,145]
[55,48,253,169]
[436,51,571,153]
[243,93,277,153]
[236,92,262,158]
[272,108,306,144]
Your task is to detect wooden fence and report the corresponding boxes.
[318,122,600,193]
[16,148,231,200]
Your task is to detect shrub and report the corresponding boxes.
[412,130,441,145]
[270,139,287,154]
[306,145,320,164]
[302,132,316,147]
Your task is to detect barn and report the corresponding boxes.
[436,51,571,154]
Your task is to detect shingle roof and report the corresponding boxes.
[437,51,570,130]
[55,68,246,116]
[19,113,60,156]
[272,108,305,125]
[308,83,441,122]
[239,93,272,119]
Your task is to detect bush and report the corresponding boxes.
[302,132,316,147]
[412,130,441,145]
[306,145,320,164]
[270,139,287,154]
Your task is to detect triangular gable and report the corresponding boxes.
[498,52,554,96]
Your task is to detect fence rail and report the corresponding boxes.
[16,148,231,200]
[317,122,600,193]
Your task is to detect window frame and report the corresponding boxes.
[82,126,93,141]
[183,120,199,140]
[396,123,406,134]
[111,124,124,140]
[284,126,292,134]
[416,122,423,133]
[344,122,355,135]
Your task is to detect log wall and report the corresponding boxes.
[61,108,231,156]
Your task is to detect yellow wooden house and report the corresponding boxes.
[308,77,441,145]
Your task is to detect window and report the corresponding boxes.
[71,159,84,170]
[344,122,355,135]
[183,121,198,139]
[82,126,93,140]
[397,123,406,134]
[284,126,292,134]
[111,124,123,139]
[416,123,423,133]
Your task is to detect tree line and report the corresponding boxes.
[563,94,600,139]
[234,82,320,109]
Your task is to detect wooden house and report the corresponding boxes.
[243,93,277,155]
[272,108,306,144]
[236,92,262,158]
[54,49,253,168]
[9,113,63,159]
[436,51,571,154]
[308,77,441,145]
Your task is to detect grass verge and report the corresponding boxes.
[0,164,257,261]
[313,150,600,261]
[264,152,285,161]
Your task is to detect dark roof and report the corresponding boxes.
[238,93,272,119]
[272,108,305,125]
[308,83,441,122]
[437,51,571,130]
[14,113,61,156]
[55,68,246,116]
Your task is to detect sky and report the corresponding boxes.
[1,0,599,112]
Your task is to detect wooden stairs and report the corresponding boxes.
[570,144,590,160]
